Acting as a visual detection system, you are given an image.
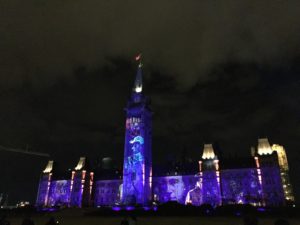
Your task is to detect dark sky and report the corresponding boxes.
[1,0,300,204]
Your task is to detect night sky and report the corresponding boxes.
[1,1,300,204]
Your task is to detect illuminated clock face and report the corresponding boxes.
[135,85,142,93]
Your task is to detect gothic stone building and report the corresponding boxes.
[36,63,294,208]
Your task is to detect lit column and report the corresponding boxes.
[44,173,52,206]
[255,156,265,206]
[69,171,75,206]
[214,159,222,206]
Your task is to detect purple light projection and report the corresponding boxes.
[47,180,71,207]
[70,172,84,207]
[152,175,200,205]
[260,167,285,206]
[36,174,51,207]
[35,62,288,209]
[41,167,286,208]
[221,168,262,205]
[121,64,152,206]
[94,180,122,206]
[199,171,222,207]
[122,117,145,205]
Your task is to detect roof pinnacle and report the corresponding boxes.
[133,54,143,93]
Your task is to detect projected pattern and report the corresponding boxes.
[153,175,199,205]
[123,116,146,205]
[47,180,71,207]
[221,169,262,205]
[201,171,222,206]
[36,174,51,207]
[94,180,122,206]
[70,173,84,207]
[260,167,285,206]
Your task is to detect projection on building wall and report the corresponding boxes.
[221,169,262,205]
[123,117,145,205]
[95,180,122,206]
[260,167,285,206]
[36,62,291,208]
[153,175,201,205]
[36,174,51,207]
[47,180,71,207]
[70,173,83,207]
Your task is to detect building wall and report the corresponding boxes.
[122,99,152,205]
[153,175,199,205]
[70,172,84,207]
[37,165,286,208]
[94,180,122,206]
[36,174,51,207]
[200,171,222,207]
[221,168,262,205]
[272,144,295,202]
[256,153,286,206]
[47,180,71,207]
[260,166,285,206]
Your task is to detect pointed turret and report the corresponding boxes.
[202,144,216,160]
[198,143,222,206]
[257,138,273,155]
[43,160,54,173]
[74,157,86,171]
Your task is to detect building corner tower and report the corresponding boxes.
[198,144,222,207]
[121,61,152,206]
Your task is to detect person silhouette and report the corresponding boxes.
[120,216,129,225]
[0,215,10,225]
[274,218,290,225]
[45,217,58,225]
[128,215,137,225]
[21,216,34,225]
[243,214,258,225]
[185,181,202,205]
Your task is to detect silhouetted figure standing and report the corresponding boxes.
[243,214,258,225]
[0,215,10,225]
[21,216,34,225]
[120,217,129,225]
[128,215,137,225]
[45,217,58,225]
[274,219,290,225]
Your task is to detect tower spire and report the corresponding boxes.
[122,55,152,205]
[133,54,143,93]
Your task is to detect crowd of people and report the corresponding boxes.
[0,214,293,225]
[0,215,58,225]
[243,214,290,225]
[120,215,137,225]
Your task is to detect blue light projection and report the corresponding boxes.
[153,174,222,206]
[47,180,71,207]
[200,171,222,207]
[70,172,84,207]
[95,180,122,206]
[128,134,144,166]
[152,175,199,205]
[36,62,289,208]
[122,116,150,205]
[122,64,152,206]
[221,169,262,205]
[259,167,285,206]
[185,180,202,206]
[41,167,287,208]
[36,174,51,207]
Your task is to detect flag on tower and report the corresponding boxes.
[135,53,142,61]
